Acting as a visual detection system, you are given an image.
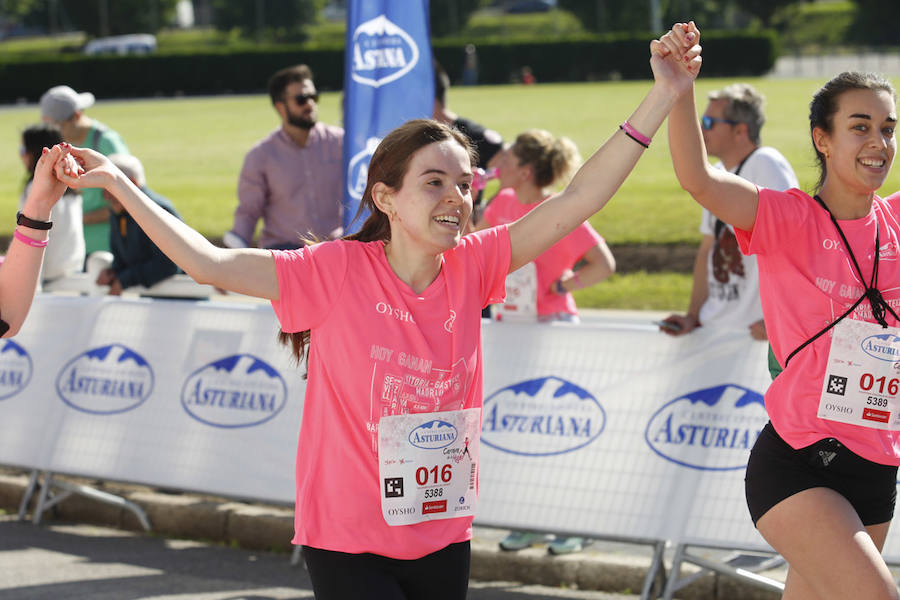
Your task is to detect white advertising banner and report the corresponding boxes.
[5,297,900,561]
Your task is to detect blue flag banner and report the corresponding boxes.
[341,0,433,233]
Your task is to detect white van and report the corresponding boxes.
[83,34,157,56]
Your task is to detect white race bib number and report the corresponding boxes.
[378,408,480,526]
[818,319,900,430]
[493,262,537,321]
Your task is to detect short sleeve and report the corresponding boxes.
[735,187,807,257]
[456,225,511,307]
[271,241,349,332]
[97,130,129,156]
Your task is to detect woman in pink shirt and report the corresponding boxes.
[659,23,900,600]
[476,129,615,323]
[55,26,702,599]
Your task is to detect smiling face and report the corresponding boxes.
[815,88,897,198]
[376,139,474,257]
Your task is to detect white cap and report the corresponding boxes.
[40,85,95,123]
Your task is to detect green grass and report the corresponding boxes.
[2,77,898,310]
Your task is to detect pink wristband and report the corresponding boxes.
[14,229,48,248]
[620,121,651,148]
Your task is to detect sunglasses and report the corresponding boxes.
[293,93,319,105]
[701,115,738,130]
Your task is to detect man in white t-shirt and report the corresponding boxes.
[660,83,798,340]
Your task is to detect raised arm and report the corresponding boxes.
[57,147,280,300]
[0,145,68,336]
[506,24,702,272]
[660,24,759,231]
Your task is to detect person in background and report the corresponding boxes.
[225,64,344,250]
[659,83,798,340]
[40,85,128,258]
[432,59,504,213]
[19,124,85,286]
[474,129,615,554]
[96,154,181,295]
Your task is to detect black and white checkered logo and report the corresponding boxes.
[384,477,404,498]
[827,374,848,396]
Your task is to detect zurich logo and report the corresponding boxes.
[481,376,605,456]
[861,333,900,362]
[645,384,767,471]
[409,420,458,449]
[0,340,32,401]
[347,137,381,200]
[56,344,153,415]
[181,354,288,428]
[351,14,419,88]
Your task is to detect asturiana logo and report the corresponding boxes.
[644,384,767,471]
[181,354,287,428]
[351,15,419,88]
[0,340,32,401]
[861,333,900,362]
[481,376,605,456]
[409,420,458,449]
[56,344,153,415]
[347,137,381,200]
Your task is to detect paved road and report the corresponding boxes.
[0,517,636,600]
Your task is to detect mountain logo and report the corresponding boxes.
[181,354,288,428]
[481,376,605,456]
[0,340,32,401]
[56,344,154,415]
[644,384,767,470]
[351,15,419,88]
[408,419,458,450]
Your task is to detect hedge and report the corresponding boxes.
[0,30,777,103]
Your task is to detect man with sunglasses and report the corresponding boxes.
[226,64,344,250]
[659,83,797,340]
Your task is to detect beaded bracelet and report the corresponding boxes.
[13,229,49,248]
[620,121,651,149]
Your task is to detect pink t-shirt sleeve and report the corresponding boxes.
[735,187,808,256]
[461,224,511,307]
[270,241,349,332]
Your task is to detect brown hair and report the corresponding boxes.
[268,64,313,105]
[278,119,476,369]
[511,129,581,189]
[809,71,896,192]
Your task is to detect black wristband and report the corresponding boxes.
[16,211,52,230]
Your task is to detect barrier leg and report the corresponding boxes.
[640,540,667,600]
[683,550,784,594]
[32,471,58,525]
[17,469,40,521]
[50,478,152,532]
[662,543,686,600]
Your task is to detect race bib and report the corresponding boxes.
[493,262,537,321]
[378,408,480,526]
[818,318,900,430]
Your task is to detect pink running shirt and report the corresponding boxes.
[483,188,604,316]
[271,226,510,559]
[736,188,900,464]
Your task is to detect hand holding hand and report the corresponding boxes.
[649,22,702,96]
[23,144,73,218]
[659,313,699,337]
[54,146,119,191]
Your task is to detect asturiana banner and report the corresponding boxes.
[341,0,433,233]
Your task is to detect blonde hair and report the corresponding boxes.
[511,129,581,189]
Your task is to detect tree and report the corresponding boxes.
[58,0,179,37]
[848,0,894,45]
[211,0,318,41]
[429,0,481,38]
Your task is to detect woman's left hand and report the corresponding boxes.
[22,144,74,218]
[649,22,702,96]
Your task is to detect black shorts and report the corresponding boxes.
[301,541,470,600]
[745,421,898,526]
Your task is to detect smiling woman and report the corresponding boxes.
[51,22,701,597]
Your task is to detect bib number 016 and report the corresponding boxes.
[416,464,452,486]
